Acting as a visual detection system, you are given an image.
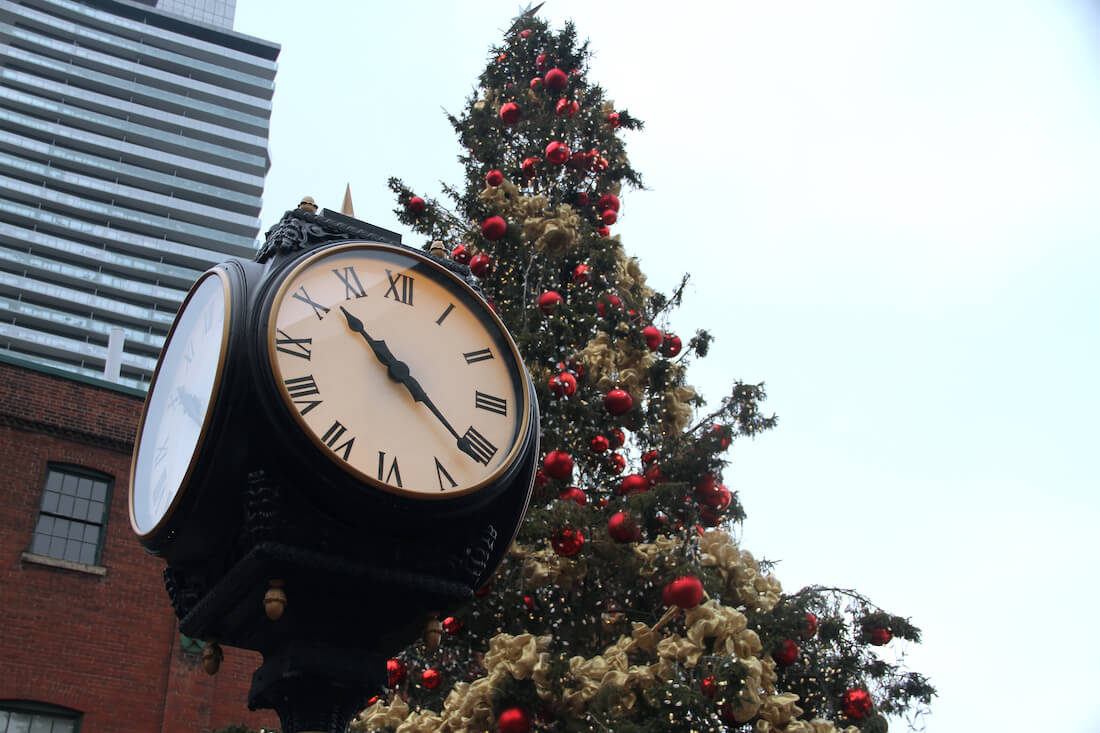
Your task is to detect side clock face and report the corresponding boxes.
[266,242,531,499]
[131,269,230,536]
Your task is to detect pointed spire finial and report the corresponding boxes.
[341,184,355,217]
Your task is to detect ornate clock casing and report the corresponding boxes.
[129,259,259,565]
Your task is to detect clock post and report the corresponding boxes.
[131,203,540,733]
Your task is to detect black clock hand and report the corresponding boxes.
[176,385,204,427]
[339,306,468,448]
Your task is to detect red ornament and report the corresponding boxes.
[607,111,621,127]
[617,473,649,495]
[442,616,462,634]
[607,428,625,449]
[475,581,492,596]
[699,505,721,527]
[842,689,873,721]
[535,53,547,70]
[387,658,406,687]
[544,67,568,90]
[497,707,532,733]
[521,156,539,178]
[589,435,609,453]
[421,668,441,689]
[600,209,617,225]
[575,192,589,206]
[551,527,585,557]
[701,675,717,698]
[597,193,620,212]
[801,612,819,640]
[451,243,471,265]
[548,371,576,398]
[556,358,584,377]
[543,450,574,480]
[555,98,577,117]
[662,575,704,609]
[485,169,504,186]
[481,215,507,241]
[641,449,659,465]
[642,326,663,351]
[572,263,590,284]
[775,639,799,667]
[520,29,532,38]
[607,512,640,543]
[699,485,731,511]
[469,253,493,278]
[711,423,731,449]
[645,462,663,486]
[604,388,633,415]
[596,293,622,316]
[407,196,426,214]
[559,486,587,506]
[593,155,609,172]
[869,627,893,646]
[545,141,570,164]
[529,77,542,91]
[538,290,563,314]
[608,452,626,473]
[499,102,520,125]
[497,53,508,63]
[661,333,682,357]
[366,695,380,707]
[597,226,610,238]
[523,595,535,610]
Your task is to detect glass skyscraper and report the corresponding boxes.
[0,0,278,389]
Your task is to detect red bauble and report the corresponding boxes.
[604,388,633,415]
[545,141,570,164]
[451,243,472,265]
[543,450,574,480]
[499,102,521,125]
[529,77,542,91]
[551,527,585,557]
[549,371,577,398]
[607,512,640,543]
[481,215,508,241]
[520,29,532,38]
[559,486,587,506]
[386,658,406,687]
[521,157,539,177]
[869,627,893,646]
[775,639,799,667]
[600,209,617,225]
[701,675,717,698]
[497,707,532,733]
[662,575,704,609]
[421,668,441,689]
[523,595,535,610]
[538,290,563,314]
[607,112,621,127]
[699,505,721,527]
[597,193,620,212]
[642,326,663,351]
[535,53,547,70]
[641,449,659,466]
[645,462,663,486]
[485,169,504,186]
[608,428,626,449]
[597,293,622,316]
[801,612,819,640]
[442,616,462,634]
[700,486,731,511]
[469,253,493,278]
[407,196,426,214]
[589,435,610,453]
[617,473,649,496]
[544,67,568,90]
[575,192,589,206]
[572,263,590,284]
[842,689,873,721]
[555,98,579,118]
[597,226,610,238]
[608,452,626,473]
[661,333,682,357]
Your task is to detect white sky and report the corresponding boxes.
[234,2,1100,730]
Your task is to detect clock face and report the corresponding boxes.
[266,242,531,499]
[130,270,231,536]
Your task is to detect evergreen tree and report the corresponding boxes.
[357,10,933,732]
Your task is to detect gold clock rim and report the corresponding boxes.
[265,241,533,501]
[129,267,233,538]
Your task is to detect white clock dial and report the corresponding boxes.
[130,270,230,535]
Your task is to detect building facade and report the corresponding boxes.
[0,0,279,390]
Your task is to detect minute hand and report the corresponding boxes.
[339,306,462,442]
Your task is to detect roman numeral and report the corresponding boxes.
[284,375,322,415]
[458,426,497,465]
[333,266,367,299]
[203,302,216,332]
[475,391,507,416]
[292,286,330,319]
[383,269,414,305]
[182,341,196,365]
[154,437,169,466]
[321,421,355,460]
[434,457,458,491]
[436,303,455,325]
[463,348,493,364]
[275,329,312,360]
[377,451,403,488]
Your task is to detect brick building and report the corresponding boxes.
[0,353,278,732]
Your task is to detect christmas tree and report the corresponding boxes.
[357,10,933,732]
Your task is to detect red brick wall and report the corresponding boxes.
[0,360,278,732]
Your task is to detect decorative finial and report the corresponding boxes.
[263,579,287,621]
[429,241,447,258]
[341,184,355,217]
[507,2,544,33]
[298,196,318,214]
[202,640,223,675]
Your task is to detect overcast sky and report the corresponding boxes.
[233,2,1100,730]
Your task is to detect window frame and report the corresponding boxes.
[28,463,113,568]
[0,699,82,733]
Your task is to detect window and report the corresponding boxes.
[28,465,112,567]
[0,701,80,732]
